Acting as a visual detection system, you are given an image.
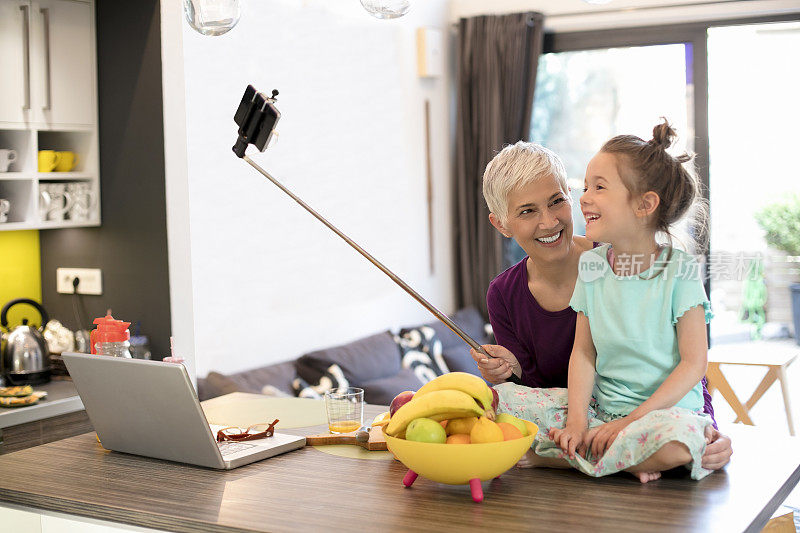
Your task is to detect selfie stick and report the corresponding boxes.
[232,85,522,386]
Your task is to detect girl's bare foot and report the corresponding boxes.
[633,471,662,483]
[625,441,691,482]
[515,449,537,468]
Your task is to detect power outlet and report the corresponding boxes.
[57,268,103,295]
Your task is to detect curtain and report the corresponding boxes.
[454,12,545,318]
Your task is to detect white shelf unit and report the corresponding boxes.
[0,0,100,231]
[0,129,100,230]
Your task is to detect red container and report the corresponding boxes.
[90,313,131,354]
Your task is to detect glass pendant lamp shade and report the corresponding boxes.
[360,0,410,19]
[184,0,242,36]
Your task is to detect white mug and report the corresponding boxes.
[67,183,95,221]
[0,149,17,172]
[39,189,51,221]
[0,198,9,223]
[39,184,74,222]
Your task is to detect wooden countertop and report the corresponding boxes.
[0,379,84,429]
[0,394,798,532]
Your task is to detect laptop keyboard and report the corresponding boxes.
[218,441,256,456]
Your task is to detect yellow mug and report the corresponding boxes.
[54,151,79,172]
[38,150,61,173]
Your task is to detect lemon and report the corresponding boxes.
[371,411,391,427]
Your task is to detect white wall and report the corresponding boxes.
[163,0,454,377]
[161,0,197,381]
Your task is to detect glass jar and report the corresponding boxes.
[95,341,132,358]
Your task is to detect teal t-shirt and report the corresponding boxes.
[569,244,713,416]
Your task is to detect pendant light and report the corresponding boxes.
[360,0,410,19]
[184,0,242,36]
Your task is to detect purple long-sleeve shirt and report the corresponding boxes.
[486,257,717,427]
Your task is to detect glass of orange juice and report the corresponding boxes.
[324,387,364,434]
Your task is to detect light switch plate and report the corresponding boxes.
[416,27,443,78]
[57,268,103,295]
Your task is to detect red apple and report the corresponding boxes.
[389,390,415,417]
[491,387,499,411]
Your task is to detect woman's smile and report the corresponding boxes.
[535,229,564,247]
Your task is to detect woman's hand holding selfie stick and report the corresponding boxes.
[470,344,523,384]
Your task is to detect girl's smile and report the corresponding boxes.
[580,152,641,244]
[583,212,600,228]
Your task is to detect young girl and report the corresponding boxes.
[494,120,714,482]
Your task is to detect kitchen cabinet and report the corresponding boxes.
[0,379,89,455]
[0,409,91,454]
[33,0,95,127]
[0,0,100,231]
[0,2,29,125]
[1,0,94,128]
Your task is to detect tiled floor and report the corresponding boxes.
[708,338,800,526]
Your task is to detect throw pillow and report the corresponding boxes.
[395,326,449,384]
[291,362,349,399]
[197,372,241,401]
[260,384,292,397]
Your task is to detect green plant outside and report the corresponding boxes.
[755,195,800,256]
[740,259,767,339]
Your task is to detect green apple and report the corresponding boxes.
[405,418,447,443]
[495,413,529,436]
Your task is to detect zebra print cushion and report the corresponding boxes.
[291,363,349,399]
[394,326,449,384]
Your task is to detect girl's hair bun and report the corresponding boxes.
[650,118,677,150]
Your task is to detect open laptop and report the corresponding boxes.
[61,352,305,469]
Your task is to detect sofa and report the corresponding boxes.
[197,307,492,405]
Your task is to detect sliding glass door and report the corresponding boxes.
[507,42,693,265]
[520,16,800,435]
[707,21,800,345]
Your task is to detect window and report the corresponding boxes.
[519,16,800,436]
[707,21,800,345]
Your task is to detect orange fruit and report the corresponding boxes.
[446,434,471,444]
[446,416,478,436]
[497,422,523,441]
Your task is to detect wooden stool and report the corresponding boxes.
[706,340,797,436]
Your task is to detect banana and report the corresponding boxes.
[414,372,494,412]
[426,410,485,422]
[385,389,484,436]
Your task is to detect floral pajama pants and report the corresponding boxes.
[494,383,714,480]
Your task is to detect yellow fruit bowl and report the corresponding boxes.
[384,421,538,502]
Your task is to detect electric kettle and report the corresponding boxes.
[0,298,51,385]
